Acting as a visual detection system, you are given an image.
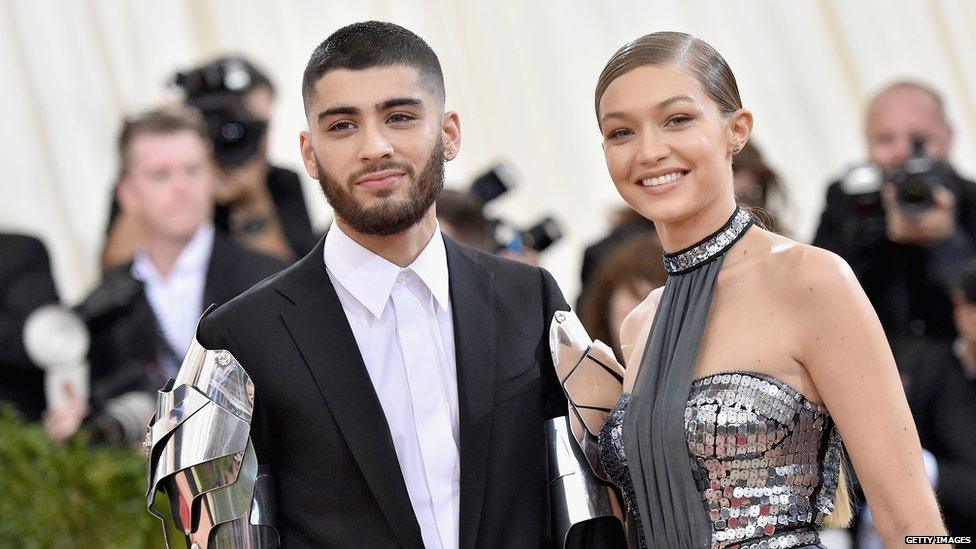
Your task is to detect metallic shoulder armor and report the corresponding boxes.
[547,310,626,548]
[146,333,279,548]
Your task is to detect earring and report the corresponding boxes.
[731,143,742,154]
[444,149,455,161]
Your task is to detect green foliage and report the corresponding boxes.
[0,407,166,548]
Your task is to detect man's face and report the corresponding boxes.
[866,87,953,173]
[299,65,460,235]
[953,292,976,343]
[118,131,214,243]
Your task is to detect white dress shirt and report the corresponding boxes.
[132,222,214,372]
[323,221,460,549]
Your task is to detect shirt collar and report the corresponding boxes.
[323,221,450,319]
[132,221,215,283]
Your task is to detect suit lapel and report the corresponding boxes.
[202,233,231,307]
[276,240,424,548]
[445,238,497,549]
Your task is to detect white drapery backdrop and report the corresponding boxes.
[2,0,976,303]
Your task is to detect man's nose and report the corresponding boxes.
[359,125,395,164]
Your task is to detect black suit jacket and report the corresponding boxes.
[83,232,286,402]
[891,337,976,537]
[0,234,61,420]
[197,235,569,548]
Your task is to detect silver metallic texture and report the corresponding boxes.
[663,208,754,275]
[601,372,842,549]
[146,336,279,548]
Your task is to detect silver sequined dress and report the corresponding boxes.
[600,371,843,549]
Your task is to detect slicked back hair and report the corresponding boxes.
[595,31,742,127]
[302,21,445,112]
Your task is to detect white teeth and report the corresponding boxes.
[641,172,684,187]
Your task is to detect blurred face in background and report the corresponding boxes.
[866,86,953,174]
[733,169,764,208]
[300,65,459,235]
[607,279,655,353]
[118,130,214,244]
[598,64,750,225]
[952,292,976,344]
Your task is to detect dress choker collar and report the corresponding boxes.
[662,207,754,275]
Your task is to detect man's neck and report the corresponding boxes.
[336,209,438,268]
[143,233,194,279]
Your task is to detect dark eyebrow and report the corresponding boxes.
[317,105,358,123]
[378,97,425,111]
[600,95,699,124]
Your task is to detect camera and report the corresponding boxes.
[469,164,564,253]
[889,136,952,218]
[174,57,268,167]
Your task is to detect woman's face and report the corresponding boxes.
[598,64,749,224]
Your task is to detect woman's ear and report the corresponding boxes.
[728,108,754,154]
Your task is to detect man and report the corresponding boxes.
[102,56,318,267]
[0,233,60,421]
[46,107,286,443]
[813,82,976,341]
[188,22,568,547]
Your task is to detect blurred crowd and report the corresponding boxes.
[1,54,974,542]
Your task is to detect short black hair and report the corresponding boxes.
[302,21,445,112]
[955,258,976,303]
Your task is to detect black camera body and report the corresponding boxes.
[889,137,952,218]
[174,57,267,168]
[469,164,564,253]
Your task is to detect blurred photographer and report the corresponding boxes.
[813,82,976,341]
[48,107,286,444]
[103,56,317,268]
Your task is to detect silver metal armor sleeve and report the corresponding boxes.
[548,310,626,548]
[146,334,279,548]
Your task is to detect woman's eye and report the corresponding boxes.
[607,128,632,140]
[666,115,692,126]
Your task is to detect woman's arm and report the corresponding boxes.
[796,247,945,545]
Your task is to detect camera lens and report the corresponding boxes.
[221,122,245,142]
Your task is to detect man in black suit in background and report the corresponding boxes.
[0,233,60,421]
[44,107,286,443]
[196,22,568,547]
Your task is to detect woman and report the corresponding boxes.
[592,32,945,548]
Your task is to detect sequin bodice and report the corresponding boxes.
[599,372,842,549]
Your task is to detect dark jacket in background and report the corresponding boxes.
[890,336,976,537]
[82,233,286,404]
[813,173,976,341]
[197,235,569,548]
[0,234,60,421]
[213,165,319,257]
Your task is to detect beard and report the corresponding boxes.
[315,139,445,236]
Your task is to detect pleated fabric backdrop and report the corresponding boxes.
[2,0,976,302]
